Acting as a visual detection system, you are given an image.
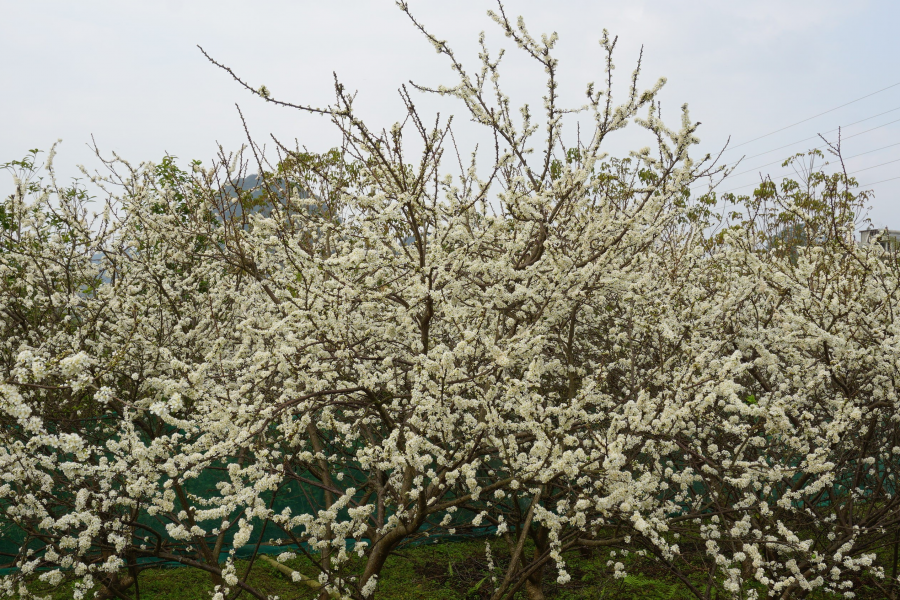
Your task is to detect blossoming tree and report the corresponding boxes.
[2,4,898,600]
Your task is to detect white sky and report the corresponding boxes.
[4,0,899,228]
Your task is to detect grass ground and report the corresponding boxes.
[8,538,893,599]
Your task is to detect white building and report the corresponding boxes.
[859,227,900,251]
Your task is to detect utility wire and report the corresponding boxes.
[694,117,900,191]
[738,105,900,162]
[711,155,900,195]
[722,81,900,152]
[848,157,900,175]
[720,134,900,186]
[859,175,900,186]
[840,141,900,160]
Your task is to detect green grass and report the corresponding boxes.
[6,539,893,599]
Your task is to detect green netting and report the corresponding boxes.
[0,455,489,575]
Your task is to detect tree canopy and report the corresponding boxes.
[1,5,899,600]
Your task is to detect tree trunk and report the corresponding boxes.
[359,525,408,594]
[524,526,550,600]
[96,573,134,600]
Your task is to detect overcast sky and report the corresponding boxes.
[4,0,899,228]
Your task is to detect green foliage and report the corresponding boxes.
[721,149,867,249]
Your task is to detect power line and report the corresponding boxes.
[848,157,900,175]
[722,80,900,152]
[844,142,900,160]
[718,136,900,186]
[841,141,900,160]
[693,116,900,191]
[859,175,900,186]
[710,155,900,195]
[738,105,900,162]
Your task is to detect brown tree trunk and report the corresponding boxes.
[96,549,135,600]
[524,526,550,600]
[578,532,594,560]
[307,424,335,600]
[173,482,224,587]
[359,524,409,594]
[96,575,135,600]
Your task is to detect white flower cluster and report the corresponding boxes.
[1,9,898,600]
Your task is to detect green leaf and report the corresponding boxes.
[467,575,488,596]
